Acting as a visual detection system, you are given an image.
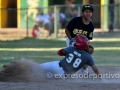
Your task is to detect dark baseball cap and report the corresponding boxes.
[82,4,94,12]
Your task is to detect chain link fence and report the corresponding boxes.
[0,4,120,40]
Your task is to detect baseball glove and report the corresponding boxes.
[85,45,94,54]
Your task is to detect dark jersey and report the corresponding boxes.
[109,0,114,4]
[109,0,115,9]
[59,47,94,74]
[66,17,94,40]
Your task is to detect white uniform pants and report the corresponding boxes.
[39,61,64,78]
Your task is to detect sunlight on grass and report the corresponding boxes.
[57,38,120,42]
[0,47,120,51]
[95,47,120,50]
[0,48,61,51]
[92,38,120,42]
[0,36,120,67]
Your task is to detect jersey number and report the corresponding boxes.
[66,53,82,68]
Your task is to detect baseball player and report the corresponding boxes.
[65,4,94,74]
[0,35,100,81]
[65,4,94,46]
[39,34,100,78]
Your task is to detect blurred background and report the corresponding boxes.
[0,0,120,39]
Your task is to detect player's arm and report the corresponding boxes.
[57,49,66,56]
[88,56,101,79]
[91,65,101,79]
[65,28,72,41]
[65,18,76,44]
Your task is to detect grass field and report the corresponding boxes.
[0,32,120,69]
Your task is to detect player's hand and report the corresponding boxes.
[57,49,65,56]
[57,50,63,56]
[69,40,73,46]
[69,38,74,46]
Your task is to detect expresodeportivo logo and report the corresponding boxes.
[46,72,120,80]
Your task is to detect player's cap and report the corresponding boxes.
[82,4,94,12]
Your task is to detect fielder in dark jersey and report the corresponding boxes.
[65,4,94,75]
[59,46,94,74]
[66,16,94,40]
[65,4,94,47]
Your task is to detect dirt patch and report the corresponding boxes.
[0,81,120,90]
[0,60,120,90]
[0,60,46,82]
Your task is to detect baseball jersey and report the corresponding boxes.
[59,47,94,74]
[66,17,94,40]
[109,0,114,4]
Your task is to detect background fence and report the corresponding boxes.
[0,4,120,40]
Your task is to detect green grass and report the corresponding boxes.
[0,37,120,69]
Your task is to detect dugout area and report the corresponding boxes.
[0,0,17,28]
